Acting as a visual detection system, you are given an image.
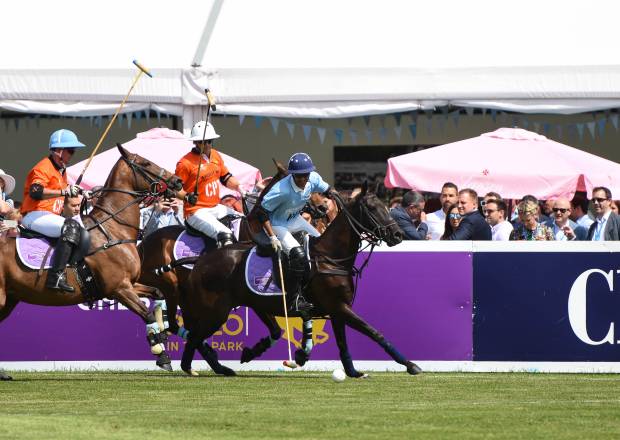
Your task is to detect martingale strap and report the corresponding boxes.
[87,239,138,256]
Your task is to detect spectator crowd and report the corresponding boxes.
[388,181,620,242]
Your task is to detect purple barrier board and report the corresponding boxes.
[0,252,472,362]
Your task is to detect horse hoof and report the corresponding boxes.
[240,347,254,364]
[156,353,172,372]
[183,368,199,377]
[407,362,423,375]
[216,367,237,377]
[294,349,309,367]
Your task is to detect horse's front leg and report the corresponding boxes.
[112,285,172,372]
[339,305,422,375]
[294,317,314,367]
[240,311,282,364]
[0,293,19,381]
[331,316,365,378]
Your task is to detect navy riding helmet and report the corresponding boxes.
[287,152,315,174]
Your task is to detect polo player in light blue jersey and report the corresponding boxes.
[256,152,336,313]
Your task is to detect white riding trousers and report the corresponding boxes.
[272,215,320,253]
[186,205,239,239]
[22,211,66,237]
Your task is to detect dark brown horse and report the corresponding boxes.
[0,145,182,380]
[179,182,422,378]
[137,163,290,375]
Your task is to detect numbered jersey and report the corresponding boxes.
[176,148,230,217]
[21,156,67,215]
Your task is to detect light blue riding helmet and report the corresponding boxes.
[49,129,86,149]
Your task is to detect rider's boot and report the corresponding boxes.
[286,246,313,314]
[216,231,235,248]
[45,219,81,293]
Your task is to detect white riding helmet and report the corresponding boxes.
[189,121,220,141]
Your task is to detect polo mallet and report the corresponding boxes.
[192,89,217,195]
[276,250,298,369]
[75,60,153,185]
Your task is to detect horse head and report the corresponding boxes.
[116,143,183,195]
[349,181,403,246]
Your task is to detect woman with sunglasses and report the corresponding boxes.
[20,129,86,291]
[440,203,461,240]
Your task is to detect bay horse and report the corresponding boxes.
[179,182,422,378]
[0,144,182,380]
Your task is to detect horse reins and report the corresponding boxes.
[83,154,177,256]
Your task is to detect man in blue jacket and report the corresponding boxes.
[390,191,428,240]
[444,188,491,240]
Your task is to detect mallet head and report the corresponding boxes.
[133,59,153,78]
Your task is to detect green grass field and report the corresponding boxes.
[2,371,620,439]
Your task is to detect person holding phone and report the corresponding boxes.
[140,198,183,239]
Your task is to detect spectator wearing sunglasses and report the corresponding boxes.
[441,203,461,240]
[390,190,428,240]
[443,188,491,240]
[587,186,620,241]
[484,199,513,241]
[543,198,586,241]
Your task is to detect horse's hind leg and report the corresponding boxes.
[339,305,422,375]
[240,312,282,364]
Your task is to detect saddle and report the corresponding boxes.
[16,225,101,307]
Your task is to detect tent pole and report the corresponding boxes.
[191,0,225,68]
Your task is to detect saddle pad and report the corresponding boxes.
[245,247,283,296]
[16,236,54,270]
[172,231,206,269]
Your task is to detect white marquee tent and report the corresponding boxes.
[2,0,620,132]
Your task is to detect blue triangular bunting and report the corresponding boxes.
[317,127,327,144]
[408,123,417,139]
[365,128,373,143]
[286,122,295,139]
[349,128,358,144]
[239,115,246,125]
[586,121,596,138]
[597,118,606,138]
[254,116,264,129]
[302,125,312,142]
[610,114,619,131]
[269,117,280,135]
[334,128,344,144]
[394,125,402,140]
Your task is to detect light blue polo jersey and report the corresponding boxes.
[261,172,329,226]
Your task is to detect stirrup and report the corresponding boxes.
[46,271,75,293]
[289,293,313,313]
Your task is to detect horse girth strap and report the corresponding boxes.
[87,239,137,256]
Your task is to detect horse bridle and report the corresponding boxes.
[332,193,396,246]
[84,154,179,255]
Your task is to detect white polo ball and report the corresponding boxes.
[331,368,346,382]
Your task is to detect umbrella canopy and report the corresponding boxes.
[385,127,620,200]
[67,127,262,197]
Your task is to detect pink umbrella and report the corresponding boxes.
[385,127,620,200]
[67,127,262,197]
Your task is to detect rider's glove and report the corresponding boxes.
[82,190,93,199]
[269,235,282,252]
[66,185,82,197]
[184,192,198,206]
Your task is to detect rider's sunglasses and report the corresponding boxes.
[552,208,568,213]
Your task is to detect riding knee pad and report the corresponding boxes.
[216,232,235,248]
[61,219,82,245]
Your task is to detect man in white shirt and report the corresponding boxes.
[544,198,586,241]
[484,199,513,241]
[425,182,458,240]
[587,186,620,241]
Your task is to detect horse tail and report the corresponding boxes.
[153,257,199,275]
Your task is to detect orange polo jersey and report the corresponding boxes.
[175,148,230,217]
[21,156,67,215]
